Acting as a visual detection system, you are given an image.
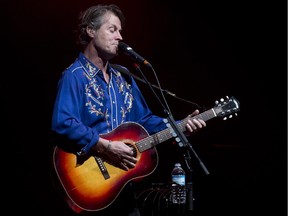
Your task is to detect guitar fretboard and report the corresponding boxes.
[136,108,216,152]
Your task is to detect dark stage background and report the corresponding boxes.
[2,0,286,215]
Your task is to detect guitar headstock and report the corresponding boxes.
[214,96,240,120]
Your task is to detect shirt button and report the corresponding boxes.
[113,119,116,122]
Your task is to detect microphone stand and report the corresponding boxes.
[166,112,209,212]
[133,64,210,213]
[133,64,209,173]
[134,64,209,214]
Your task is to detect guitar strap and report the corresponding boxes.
[111,63,182,100]
[110,63,146,84]
[110,63,162,91]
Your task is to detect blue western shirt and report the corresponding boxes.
[51,53,167,154]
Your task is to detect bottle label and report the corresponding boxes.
[172,175,185,186]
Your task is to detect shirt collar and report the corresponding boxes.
[78,52,119,77]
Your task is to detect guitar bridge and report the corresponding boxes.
[94,156,110,180]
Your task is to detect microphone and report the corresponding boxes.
[118,41,152,67]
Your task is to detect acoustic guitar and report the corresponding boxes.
[52,96,240,213]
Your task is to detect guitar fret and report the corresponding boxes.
[137,137,152,152]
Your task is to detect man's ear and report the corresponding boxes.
[86,26,95,37]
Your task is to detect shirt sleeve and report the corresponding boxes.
[51,69,99,154]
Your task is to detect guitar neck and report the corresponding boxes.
[136,108,216,152]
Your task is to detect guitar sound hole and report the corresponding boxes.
[126,143,138,158]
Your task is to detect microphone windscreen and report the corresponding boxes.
[118,41,129,50]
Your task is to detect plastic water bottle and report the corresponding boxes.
[171,163,186,204]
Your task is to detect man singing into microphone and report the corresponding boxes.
[51,4,206,216]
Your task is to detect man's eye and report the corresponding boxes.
[109,27,116,32]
